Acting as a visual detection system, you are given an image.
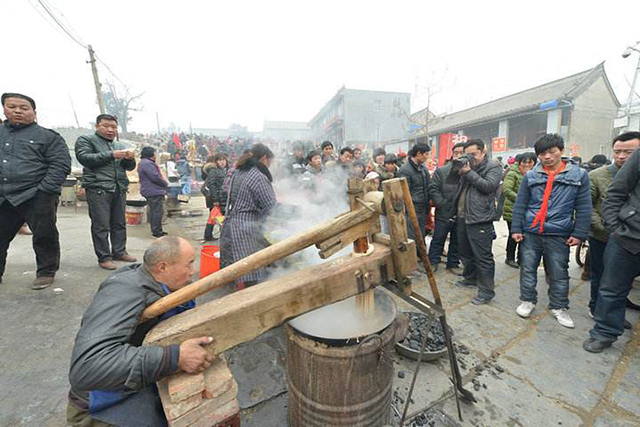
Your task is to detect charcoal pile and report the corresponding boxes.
[405,409,458,427]
[399,312,447,352]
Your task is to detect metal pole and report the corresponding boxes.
[88,45,105,114]
[624,53,640,131]
[156,112,161,134]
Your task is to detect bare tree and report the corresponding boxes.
[102,81,144,133]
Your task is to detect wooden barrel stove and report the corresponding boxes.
[285,317,402,427]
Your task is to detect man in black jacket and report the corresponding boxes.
[67,237,214,426]
[76,115,137,270]
[397,143,431,244]
[584,149,640,353]
[0,93,71,289]
[454,139,502,305]
[428,142,465,274]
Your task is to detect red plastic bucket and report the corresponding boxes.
[199,245,220,278]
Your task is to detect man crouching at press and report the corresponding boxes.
[67,236,214,427]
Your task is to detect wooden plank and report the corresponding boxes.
[382,178,412,295]
[316,220,373,259]
[140,206,376,322]
[143,243,401,352]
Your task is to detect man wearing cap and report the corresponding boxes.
[0,93,71,289]
[76,114,137,270]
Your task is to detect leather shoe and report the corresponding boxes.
[32,276,54,290]
[99,261,117,270]
[455,279,477,288]
[624,319,632,330]
[583,338,612,353]
[626,298,640,311]
[505,259,520,269]
[471,297,491,305]
[446,267,464,276]
[113,254,137,262]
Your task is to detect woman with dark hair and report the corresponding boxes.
[502,152,536,268]
[219,144,277,289]
[137,146,168,237]
[203,153,230,241]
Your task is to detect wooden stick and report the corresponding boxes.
[140,206,376,322]
[398,178,441,305]
[349,178,374,314]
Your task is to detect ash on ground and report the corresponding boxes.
[399,312,448,352]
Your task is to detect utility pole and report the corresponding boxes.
[624,54,640,131]
[87,45,105,114]
[68,94,80,128]
[156,112,161,134]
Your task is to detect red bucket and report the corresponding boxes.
[199,245,220,278]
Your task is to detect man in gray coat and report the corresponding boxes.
[76,114,137,270]
[454,139,502,305]
[67,237,214,426]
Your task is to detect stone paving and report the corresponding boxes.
[0,202,638,426]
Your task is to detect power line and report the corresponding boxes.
[30,0,130,93]
[35,0,87,49]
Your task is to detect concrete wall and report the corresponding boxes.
[567,76,619,160]
[342,90,410,147]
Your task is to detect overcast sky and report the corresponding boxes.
[3,1,640,133]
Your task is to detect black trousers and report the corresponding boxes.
[0,191,61,278]
[406,208,428,245]
[457,219,496,300]
[146,195,165,236]
[86,188,127,262]
[428,217,460,268]
[505,221,521,262]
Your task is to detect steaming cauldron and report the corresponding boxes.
[286,290,403,427]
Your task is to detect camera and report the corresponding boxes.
[450,154,470,172]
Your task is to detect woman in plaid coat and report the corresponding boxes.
[220,144,277,288]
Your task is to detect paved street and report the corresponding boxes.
[0,201,638,426]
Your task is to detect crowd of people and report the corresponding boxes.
[3,91,640,426]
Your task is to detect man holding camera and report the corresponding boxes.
[453,139,502,305]
[75,114,137,270]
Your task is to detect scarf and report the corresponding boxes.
[530,162,566,233]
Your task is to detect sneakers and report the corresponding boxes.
[551,308,575,328]
[583,338,612,353]
[471,297,491,305]
[516,301,536,318]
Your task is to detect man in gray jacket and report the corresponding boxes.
[67,237,215,426]
[76,114,137,270]
[0,93,71,289]
[454,139,502,305]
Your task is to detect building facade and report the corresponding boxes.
[308,87,411,148]
[410,63,620,164]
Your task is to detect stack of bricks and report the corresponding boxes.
[158,358,240,427]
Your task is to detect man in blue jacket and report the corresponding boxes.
[511,134,591,328]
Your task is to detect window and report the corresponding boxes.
[373,99,382,112]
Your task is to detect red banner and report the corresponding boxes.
[492,137,507,152]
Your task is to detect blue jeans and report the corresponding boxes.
[428,218,460,268]
[590,238,640,342]
[588,237,607,314]
[519,233,570,309]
